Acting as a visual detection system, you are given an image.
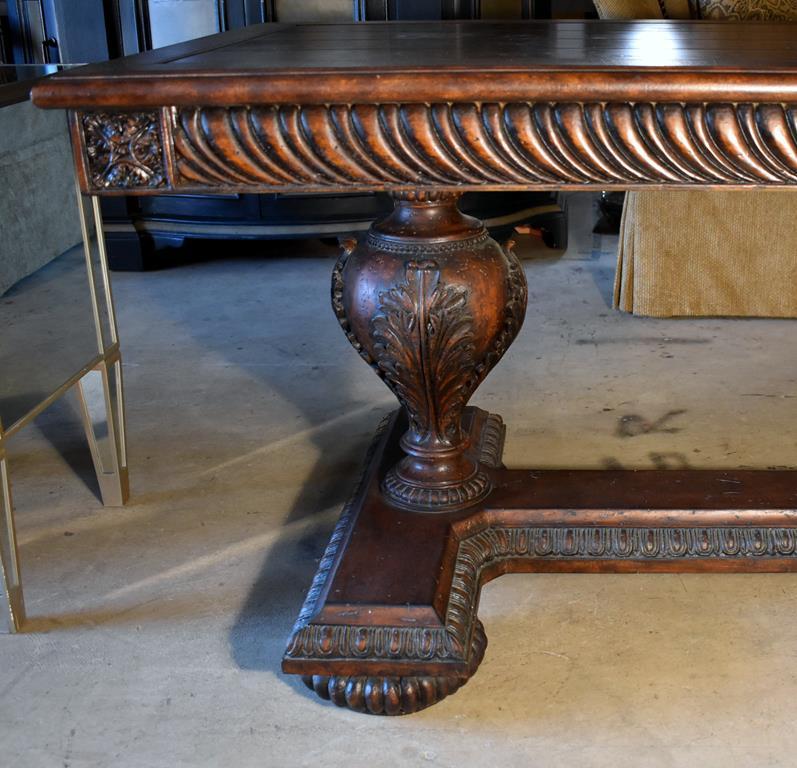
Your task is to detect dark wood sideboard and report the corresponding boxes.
[100,0,571,272]
[33,20,797,715]
[2,2,576,268]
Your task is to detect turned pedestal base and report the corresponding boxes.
[283,407,797,714]
[284,192,797,714]
[333,192,526,513]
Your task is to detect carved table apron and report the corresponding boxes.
[32,20,797,715]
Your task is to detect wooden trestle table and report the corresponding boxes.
[33,20,797,715]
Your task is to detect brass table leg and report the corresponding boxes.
[75,352,130,508]
[0,420,25,634]
[74,189,130,508]
[0,188,130,633]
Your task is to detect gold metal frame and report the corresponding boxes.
[0,183,129,633]
[0,416,24,633]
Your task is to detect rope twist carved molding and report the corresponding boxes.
[162,102,797,192]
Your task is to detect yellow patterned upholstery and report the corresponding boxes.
[700,0,796,19]
[594,0,795,18]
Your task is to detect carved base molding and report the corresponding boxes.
[284,407,797,714]
[302,621,487,716]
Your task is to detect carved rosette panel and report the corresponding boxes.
[82,112,166,190]
[171,103,797,191]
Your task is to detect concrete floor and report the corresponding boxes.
[3,195,797,767]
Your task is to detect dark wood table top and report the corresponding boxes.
[32,20,797,108]
[29,21,797,195]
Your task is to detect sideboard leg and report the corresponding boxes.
[333,192,527,512]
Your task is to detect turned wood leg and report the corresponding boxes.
[333,192,527,512]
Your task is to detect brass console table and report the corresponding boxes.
[1,189,129,633]
[33,19,797,714]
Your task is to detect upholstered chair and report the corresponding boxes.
[593,0,797,317]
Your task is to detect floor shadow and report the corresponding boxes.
[1,246,105,502]
[228,418,377,674]
[122,237,371,528]
[20,592,223,632]
[105,240,389,678]
[25,394,103,503]
[588,249,619,310]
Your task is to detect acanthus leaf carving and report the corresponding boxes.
[371,260,475,444]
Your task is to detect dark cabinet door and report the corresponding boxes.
[111,0,265,56]
[358,1,479,19]
[357,0,542,20]
[6,0,108,64]
[43,0,109,62]
[266,1,354,22]
[387,1,451,19]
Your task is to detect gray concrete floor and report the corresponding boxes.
[3,194,797,767]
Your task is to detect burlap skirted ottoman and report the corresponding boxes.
[593,0,797,317]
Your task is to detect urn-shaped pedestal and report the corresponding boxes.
[333,192,527,512]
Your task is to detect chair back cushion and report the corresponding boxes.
[593,0,797,19]
[699,1,797,19]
